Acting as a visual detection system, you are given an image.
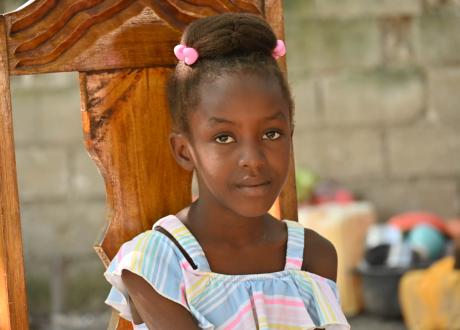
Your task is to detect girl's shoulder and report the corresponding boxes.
[300,224,338,283]
[278,219,338,282]
[103,220,206,327]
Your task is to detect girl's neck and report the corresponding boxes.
[180,199,275,249]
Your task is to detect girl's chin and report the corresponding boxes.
[228,197,277,218]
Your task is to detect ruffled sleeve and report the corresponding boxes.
[103,229,213,329]
[292,271,351,330]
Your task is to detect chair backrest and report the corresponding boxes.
[0,1,297,329]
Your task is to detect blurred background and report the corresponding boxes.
[1,0,460,329]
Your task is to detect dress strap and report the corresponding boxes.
[152,215,211,272]
[283,220,305,270]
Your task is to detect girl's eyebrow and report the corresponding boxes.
[207,111,287,127]
[265,111,287,121]
[207,116,235,126]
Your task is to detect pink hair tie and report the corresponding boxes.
[174,39,285,64]
[272,39,286,59]
[174,44,199,65]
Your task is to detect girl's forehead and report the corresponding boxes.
[197,72,287,113]
[204,71,278,93]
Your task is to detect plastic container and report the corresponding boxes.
[354,261,431,318]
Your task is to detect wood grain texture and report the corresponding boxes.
[0,16,30,330]
[5,0,263,75]
[80,67,193,262]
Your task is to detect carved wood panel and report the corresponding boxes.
[80,67,193,264]
[5,0,263,74]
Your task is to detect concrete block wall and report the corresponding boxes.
[10,73,110,326]
[285,0,460,220]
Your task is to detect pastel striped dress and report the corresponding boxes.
[104,214,351,330]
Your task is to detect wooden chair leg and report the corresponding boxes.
[0,16,30,330]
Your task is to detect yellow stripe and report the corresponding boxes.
[186,274,212,297]
[257,315,268,328]
[170,226,188,239]
[307,274,332,321]
[134,233,150,273]
[319,280,338,322]
[303,273,337,322]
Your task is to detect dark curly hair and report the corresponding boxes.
[166,12,294,134]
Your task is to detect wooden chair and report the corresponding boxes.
[0,1,297,329]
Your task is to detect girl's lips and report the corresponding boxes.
[236,177,271,186]
[235,181,271,196]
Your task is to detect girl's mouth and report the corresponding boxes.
[235,181,271,196]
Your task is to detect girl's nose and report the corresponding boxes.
[238,143,266,170]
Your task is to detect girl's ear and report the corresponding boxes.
[169,132,195,172]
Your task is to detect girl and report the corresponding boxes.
[104,12,350,330]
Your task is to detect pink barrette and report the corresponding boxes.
[272,39,286,59]
[174,44,199,65]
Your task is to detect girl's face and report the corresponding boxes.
[173,71,293,218]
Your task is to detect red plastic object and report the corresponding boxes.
[388,212,449,236]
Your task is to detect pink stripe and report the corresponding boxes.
[261,297,305,307]
[180,282,188,306]
[252,292,305,307]
[117,250,124,262]
[285,257,302,267]
[224,300,253,330]
[180,260,198,272]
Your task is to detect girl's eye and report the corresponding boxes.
[215,134,235,144]
[263,130,281,140]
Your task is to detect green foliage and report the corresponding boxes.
[295,167,318,203]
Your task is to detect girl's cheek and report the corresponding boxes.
[202,152,228,173]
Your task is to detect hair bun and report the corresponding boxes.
[182,13,277,60]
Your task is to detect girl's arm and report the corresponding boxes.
[121,269,201,330]
[303,228,338,282]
